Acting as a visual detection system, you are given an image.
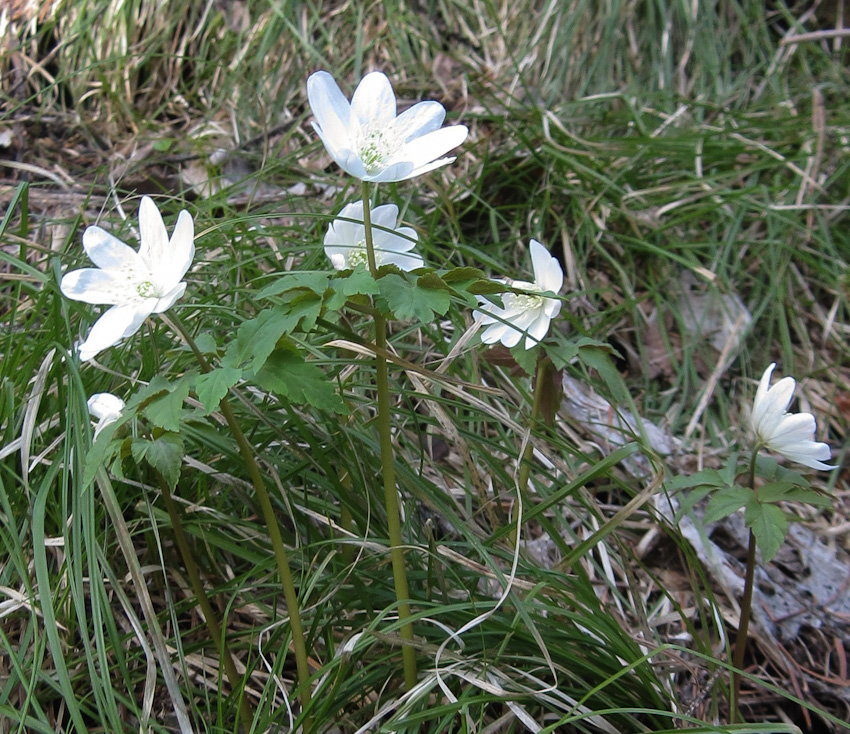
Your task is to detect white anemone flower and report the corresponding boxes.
[87,392,125,439]
[475,239,563,350]
[307,70,468,182]
[60,196,194,361]
[324,200,423,272]
[750,363,834,471]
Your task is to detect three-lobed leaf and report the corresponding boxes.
[254,349,346,413]
[131,433,184,490]
[377,273,451,322]
[704,485,754,524]
[744,499,787,563]
[195,367,243,413]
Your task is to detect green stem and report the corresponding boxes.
[168,313,313,725]
[518,356,549,497]
[730,449,760,724]
[509,355,549,548]
[362,181,418,690]
[157,474,254,732]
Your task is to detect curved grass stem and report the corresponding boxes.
[362,181,418,690]
[168,312,314,726]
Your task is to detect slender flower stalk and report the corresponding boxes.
[730,450,759,724]
[362,180,418,689]
[517,356,550,497]
[167,312,314,724]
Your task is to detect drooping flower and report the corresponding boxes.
[750,363,834,471]
[307,70,468,182]
[324,200,423,272]
[88,392,125,439]
[475,239,563,350]
[61,197,195,361]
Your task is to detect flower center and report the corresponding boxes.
[136,280,156,298]
[505,282,544,311]
[356,125,404,175]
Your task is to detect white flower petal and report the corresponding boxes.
[151,282,187,313]
[757,377,796,439]
[167,210,195,281]
[480,320,515,345]
[82,226,144,273]
[750,363,775,430]
[768,412,816,446]
[138,196,169,266]
[351,71,396,126]
[369,161,417,183]
[378,225,418,253]
[402,126,469,172]
[334,146,370,179]
[88,392,126,439]
[307,71,352,143]
[526,310,553,344]
[544,297,562,320]
[371,203,400,230]
[88,392,125,421]
[382,251,424,271]
[530,239,564,293]
[78,304,152,361]
[394,101,447,140]
[61,268,134,305]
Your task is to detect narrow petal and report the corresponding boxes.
[776,447,835,471]
[312,122,352,172]
[351,71,396,126]
[166,210,195,281]
[757,376,797,439]
[82,226,144,273]
[61,268,137,305]
[78,304,151,361]
[530,239,564,293]
[393,101,447,140]
[401,125,469,171]
[308,71,352,144]
[526,310,553,344]
[137,196,169,268]
[750,363,776,431]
